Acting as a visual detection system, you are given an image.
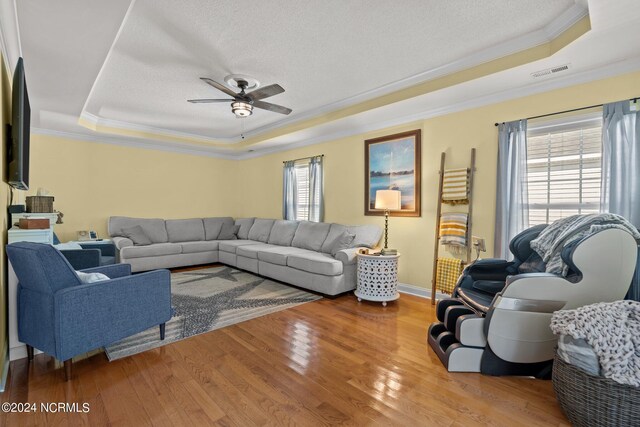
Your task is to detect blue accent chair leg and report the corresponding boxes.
[64,360,72,381]
[26,345,34,361]
[160,323,166,341]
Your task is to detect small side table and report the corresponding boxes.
[355,253,400,306]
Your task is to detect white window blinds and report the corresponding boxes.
[526,115,603,226]
[293,159,321,221]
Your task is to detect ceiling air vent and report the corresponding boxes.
[531,64,570,78]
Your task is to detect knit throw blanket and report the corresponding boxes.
[530,213,640,275]
[550,300,640,386]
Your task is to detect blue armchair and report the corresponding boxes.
[6,242,172,381]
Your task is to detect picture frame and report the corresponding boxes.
[364,129,421,217]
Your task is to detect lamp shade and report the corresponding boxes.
[375,189,401,210]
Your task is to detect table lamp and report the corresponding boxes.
[375,189,401,255]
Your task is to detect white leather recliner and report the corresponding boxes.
[428,226,638,377]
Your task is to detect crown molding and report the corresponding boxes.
[0,0,22,77]
[236,56,640,160]
[35,56,640,161]
[30,127,239,160]
[79,111,236,145]
[79,2,589,145]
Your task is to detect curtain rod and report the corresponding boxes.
[283,154,324,164]
[494,97,639,127]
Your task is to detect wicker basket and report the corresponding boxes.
[26,196,54,213]
[553,355,640,426]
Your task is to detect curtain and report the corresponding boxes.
[494,120,529,259]
[600,101,640,228]
[309,156,324,222]
[283,160,297,220]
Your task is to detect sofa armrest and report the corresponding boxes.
[335,247,364,265]
[112,236,134,250]
[79,263,131,279]
[60,249,101,270]
[54,269,172,361]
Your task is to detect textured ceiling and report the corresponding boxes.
[81,0,575,139]
[12,0,640,157]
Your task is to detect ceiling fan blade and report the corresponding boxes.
[252,100,292,115]
[200,77,238,97]
[188,98,233,103]
[247,84,285,101]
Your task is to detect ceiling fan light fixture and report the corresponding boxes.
[231,101,253,117]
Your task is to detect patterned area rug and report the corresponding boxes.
[104,266,321,361]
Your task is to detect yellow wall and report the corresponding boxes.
[24,70,640,290]
[236,70,640,289]
[1,54,12,384]
[28,136,240,241]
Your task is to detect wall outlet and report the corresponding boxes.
[472,236,486,252]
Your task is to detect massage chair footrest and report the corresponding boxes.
[427,322,483,372]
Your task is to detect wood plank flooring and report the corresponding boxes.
[0,287,569,426]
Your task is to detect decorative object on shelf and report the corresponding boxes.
[375,189,401,255]
[431,148,476,304]
[442,168,470,205]
[18,218,50,230]
[435,257,463,294]
[77,230,98,241]
[355,253,400,306]
[8,204,25,214]
[365,129,421,217]
[56,211,64,224]
[26,195,54,213]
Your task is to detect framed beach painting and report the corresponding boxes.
[364,129,421,217]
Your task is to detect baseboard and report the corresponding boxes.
[0,344,9,393]
[398,283,450,300]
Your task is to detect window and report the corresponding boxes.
[526,114,602,226]
[283,156,323,222]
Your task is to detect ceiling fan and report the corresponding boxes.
[188,77,292,117]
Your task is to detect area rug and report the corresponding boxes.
[104,266,321,361]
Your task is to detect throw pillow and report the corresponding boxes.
[120,225,153,246]
[76,271,110,284]
[330,231,356,256]
[218,223,240,240]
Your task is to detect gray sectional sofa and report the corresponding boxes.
[108,216,382,296]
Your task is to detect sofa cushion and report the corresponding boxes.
[120,243,181,259]
[287,252,343,276]
[256,246,313,266]
[321,224,347,253]
[248,219,275,243]
[235,218,255,240]
[291,221,331,252]
[349,225,383,249]
[268,220,299,246]
[237,243,276,259]
[109,216,168,243]
[180,241,220,254]
[203,217,235,240]
[120,225,153,246]
[218,223,239,240]
[165,219,205,243]
[219,240,259,254]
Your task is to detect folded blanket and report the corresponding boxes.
[442,168,469,205]
[530,213,640,275]
[436,258,463,294]
[551,300,640,386]
[439,213,468,246]
[557,335,600,376]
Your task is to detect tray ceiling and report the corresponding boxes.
[6,0,640,157]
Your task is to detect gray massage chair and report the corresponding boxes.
[428,224,638,377]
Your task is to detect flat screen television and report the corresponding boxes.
[7,57,30,190]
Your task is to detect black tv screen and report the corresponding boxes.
[8,57,30,190]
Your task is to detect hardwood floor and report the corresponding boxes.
[0,291,569,426]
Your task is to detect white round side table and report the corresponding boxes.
[355,253,400,306]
